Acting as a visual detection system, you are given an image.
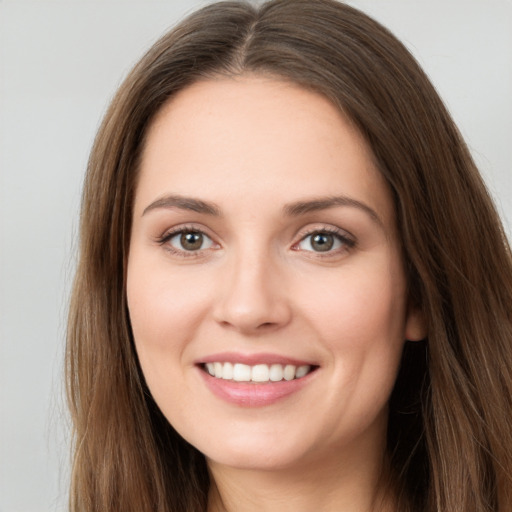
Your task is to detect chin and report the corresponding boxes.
[205,444,309,472]
[184,424,315,471]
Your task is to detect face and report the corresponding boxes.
[127,76,424,473]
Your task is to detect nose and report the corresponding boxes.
[213,248,292,334]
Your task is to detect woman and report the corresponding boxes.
[66,1,512,510]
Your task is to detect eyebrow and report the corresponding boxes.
[283,196,383,226]
[142,195,222,216]
[142,193,382,226]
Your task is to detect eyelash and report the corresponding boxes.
[156,224,216,258]
[292,226,356,257]
[156,225,356,258]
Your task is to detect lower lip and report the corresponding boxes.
[198,367,316,407]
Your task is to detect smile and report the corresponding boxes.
[204,362,313,382]
[198,356,319,406]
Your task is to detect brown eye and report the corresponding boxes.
[180,232,204,250]
[167,230,214,252]
[296,229,353,254]
[310,233,334,252]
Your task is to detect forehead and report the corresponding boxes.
[136,75,394,226]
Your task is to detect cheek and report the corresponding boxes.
[296,268,407,443]
[301,259,406,338]
[318,286,405,350]
[126,256,212,365]
[126,257,215,421]
[298,261,407,397]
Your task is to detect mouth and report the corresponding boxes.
[201,362,316,383]
[196,353,319,406]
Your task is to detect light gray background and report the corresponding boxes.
[1,1,511,511]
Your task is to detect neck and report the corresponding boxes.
[207,443,395,512]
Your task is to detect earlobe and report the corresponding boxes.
[405,306,427,341]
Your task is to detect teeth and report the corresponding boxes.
[252,364,269,382]
[269,364,283,382]
[204,362,312,382]
[222,362,233,380]
[283,364,296,381]
[296,365,309,378]
[233,363,251,381]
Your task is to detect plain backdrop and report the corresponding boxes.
[0,1,511,511]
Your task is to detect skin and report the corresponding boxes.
[127,76,425,512]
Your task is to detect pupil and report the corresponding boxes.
[312,233,334,252]
[181,232,203,250]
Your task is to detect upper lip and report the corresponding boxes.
[197,352,317,367]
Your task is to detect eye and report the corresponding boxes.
[163,229,215,252]
[295,229,354,254]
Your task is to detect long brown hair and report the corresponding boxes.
[66,1,512,510]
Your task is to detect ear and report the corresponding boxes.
[405,305,427,341]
